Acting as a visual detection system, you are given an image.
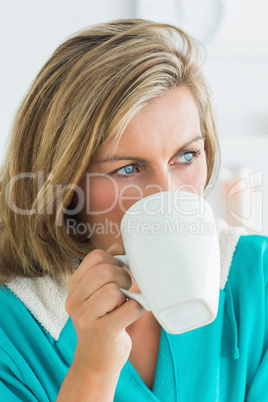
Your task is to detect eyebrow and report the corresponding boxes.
[96,135,205,164]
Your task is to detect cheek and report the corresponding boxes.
[90,179,117,214]
[171,158,207,195]
[81,176,136,239]
[196,157,208,194]
[80,175,120,215]
[193,170,207,195]
[89,177,145,217]
[77,176,124,250]
[194,156,207,194]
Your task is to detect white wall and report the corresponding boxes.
[0,0,134,162]
[202,0,268,235]
[1,0,268,233]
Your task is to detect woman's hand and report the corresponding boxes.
[65,243,143,382]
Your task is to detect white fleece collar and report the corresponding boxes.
[6,275,68,341]
[215,218,247,289]
[5,219,246,341]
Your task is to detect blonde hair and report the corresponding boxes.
[0,19,220,284]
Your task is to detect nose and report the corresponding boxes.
[143,169,175,198]
[143,167,196,199]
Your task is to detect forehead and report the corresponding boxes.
[95,87,201,161]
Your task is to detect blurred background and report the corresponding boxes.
[1,0,268,234]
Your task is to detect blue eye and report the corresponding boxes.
[117,164,135,175]
[183,152,194,162]
[174,150,199,165]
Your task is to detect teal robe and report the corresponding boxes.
[0,234,267,401]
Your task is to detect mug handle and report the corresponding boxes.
[114,254,151,311]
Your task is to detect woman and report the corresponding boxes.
[0,19,267,401]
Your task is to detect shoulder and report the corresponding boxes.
[0,285,42,342]
[2,275,69,341]
[0,280,67,376]
[226,234,268,316]
[215,218,268,289]
[0,285,40,379]
[231,234,268,285]
[0,284,30,325]
[0,284,68,401]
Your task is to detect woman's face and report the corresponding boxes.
[77,87,207,250]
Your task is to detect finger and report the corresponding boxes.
[68,249,121,288]
[70,263,132,303]
[107,243,130,277]
[107,242,125,257]
[82,283,127,321]
[101,299,144,333]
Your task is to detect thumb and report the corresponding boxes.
[107,242,125,257]
[107,242,130,274]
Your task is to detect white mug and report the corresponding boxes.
[115,191,220,335]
